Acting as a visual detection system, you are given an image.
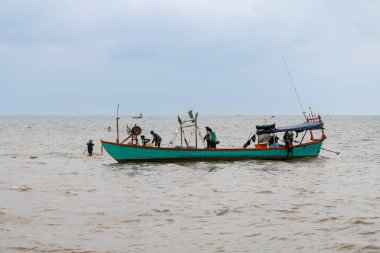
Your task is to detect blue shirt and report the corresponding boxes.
[269,143,280,148]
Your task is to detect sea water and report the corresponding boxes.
[0,115,379,252]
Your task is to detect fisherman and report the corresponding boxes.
[87,139,94,156]
[283,131,294,147]
[283,131,294,156]
[140,135,151,146]
[243,134,256,148]
[269,135,280,148]
[210,128,217,149]
[107,126,111,132]
[150,130,162,147]
[268,136,274,146]
[204,127,211,148]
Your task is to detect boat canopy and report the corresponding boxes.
[256,123,275,131]
[256,121,324,135]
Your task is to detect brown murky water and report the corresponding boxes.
[1,115,379,252]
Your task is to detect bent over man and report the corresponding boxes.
[150,130,162,147]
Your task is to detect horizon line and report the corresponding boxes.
[1,114,379,117]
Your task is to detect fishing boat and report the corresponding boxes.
[101,109,327,163]
[132,113,143,119]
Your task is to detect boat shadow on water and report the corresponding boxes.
[104,160,238,173]
[103,156,327,174]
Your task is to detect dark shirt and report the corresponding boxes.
[204,132,210,141]
[87,142,94,151]
[152,133,161,144]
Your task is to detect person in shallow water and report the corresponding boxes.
[150,130,162,147]
[87,139,94,156]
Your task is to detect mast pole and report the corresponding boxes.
[116,104,120,144]
[180,123,183,146]
[195,119,198,148]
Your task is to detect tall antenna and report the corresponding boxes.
[116,104,120,143]
[282,56,306,118]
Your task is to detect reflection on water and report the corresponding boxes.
[1,115,380,252]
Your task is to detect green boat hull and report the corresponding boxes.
[101,140,324,163]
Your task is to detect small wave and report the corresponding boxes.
[7,247,39,252]
[7,246,96,253]
[256,190,274,194]
[244,233,261,237]
[317,217,339,223]
[336,243,356,250]
[359,230,380,235]
[352,219,374,225]
[137,212,153,217]
[358,245,380,252]
[232,208,243,214]
[270,236,288,241]
[57,171,79,176]
[63,190,78,196]
[121,219,141,223]
[296,187,316,196]
[218,231,233,235]
[274,209,297,214]
[215,208,229,216]
[11,184,32,192]
[334,225,355,231]
[208,167,220,172]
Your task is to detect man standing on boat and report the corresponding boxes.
[204,127,211,148]
[140,135,151,146]
[210,128,217,149]
[150,130,162,147]
[283,131,294,147]
[283,131,294,156]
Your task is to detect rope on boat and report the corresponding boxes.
[321,147,340,155]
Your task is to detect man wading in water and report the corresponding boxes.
[87,139,94,156]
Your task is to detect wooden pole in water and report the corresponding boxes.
[116,104,120,144]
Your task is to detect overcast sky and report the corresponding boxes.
[1,0,379,115]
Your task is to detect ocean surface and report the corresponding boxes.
[1,115,379,253]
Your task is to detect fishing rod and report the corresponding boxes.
[321,147,340,155]
[282,56,307,119]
